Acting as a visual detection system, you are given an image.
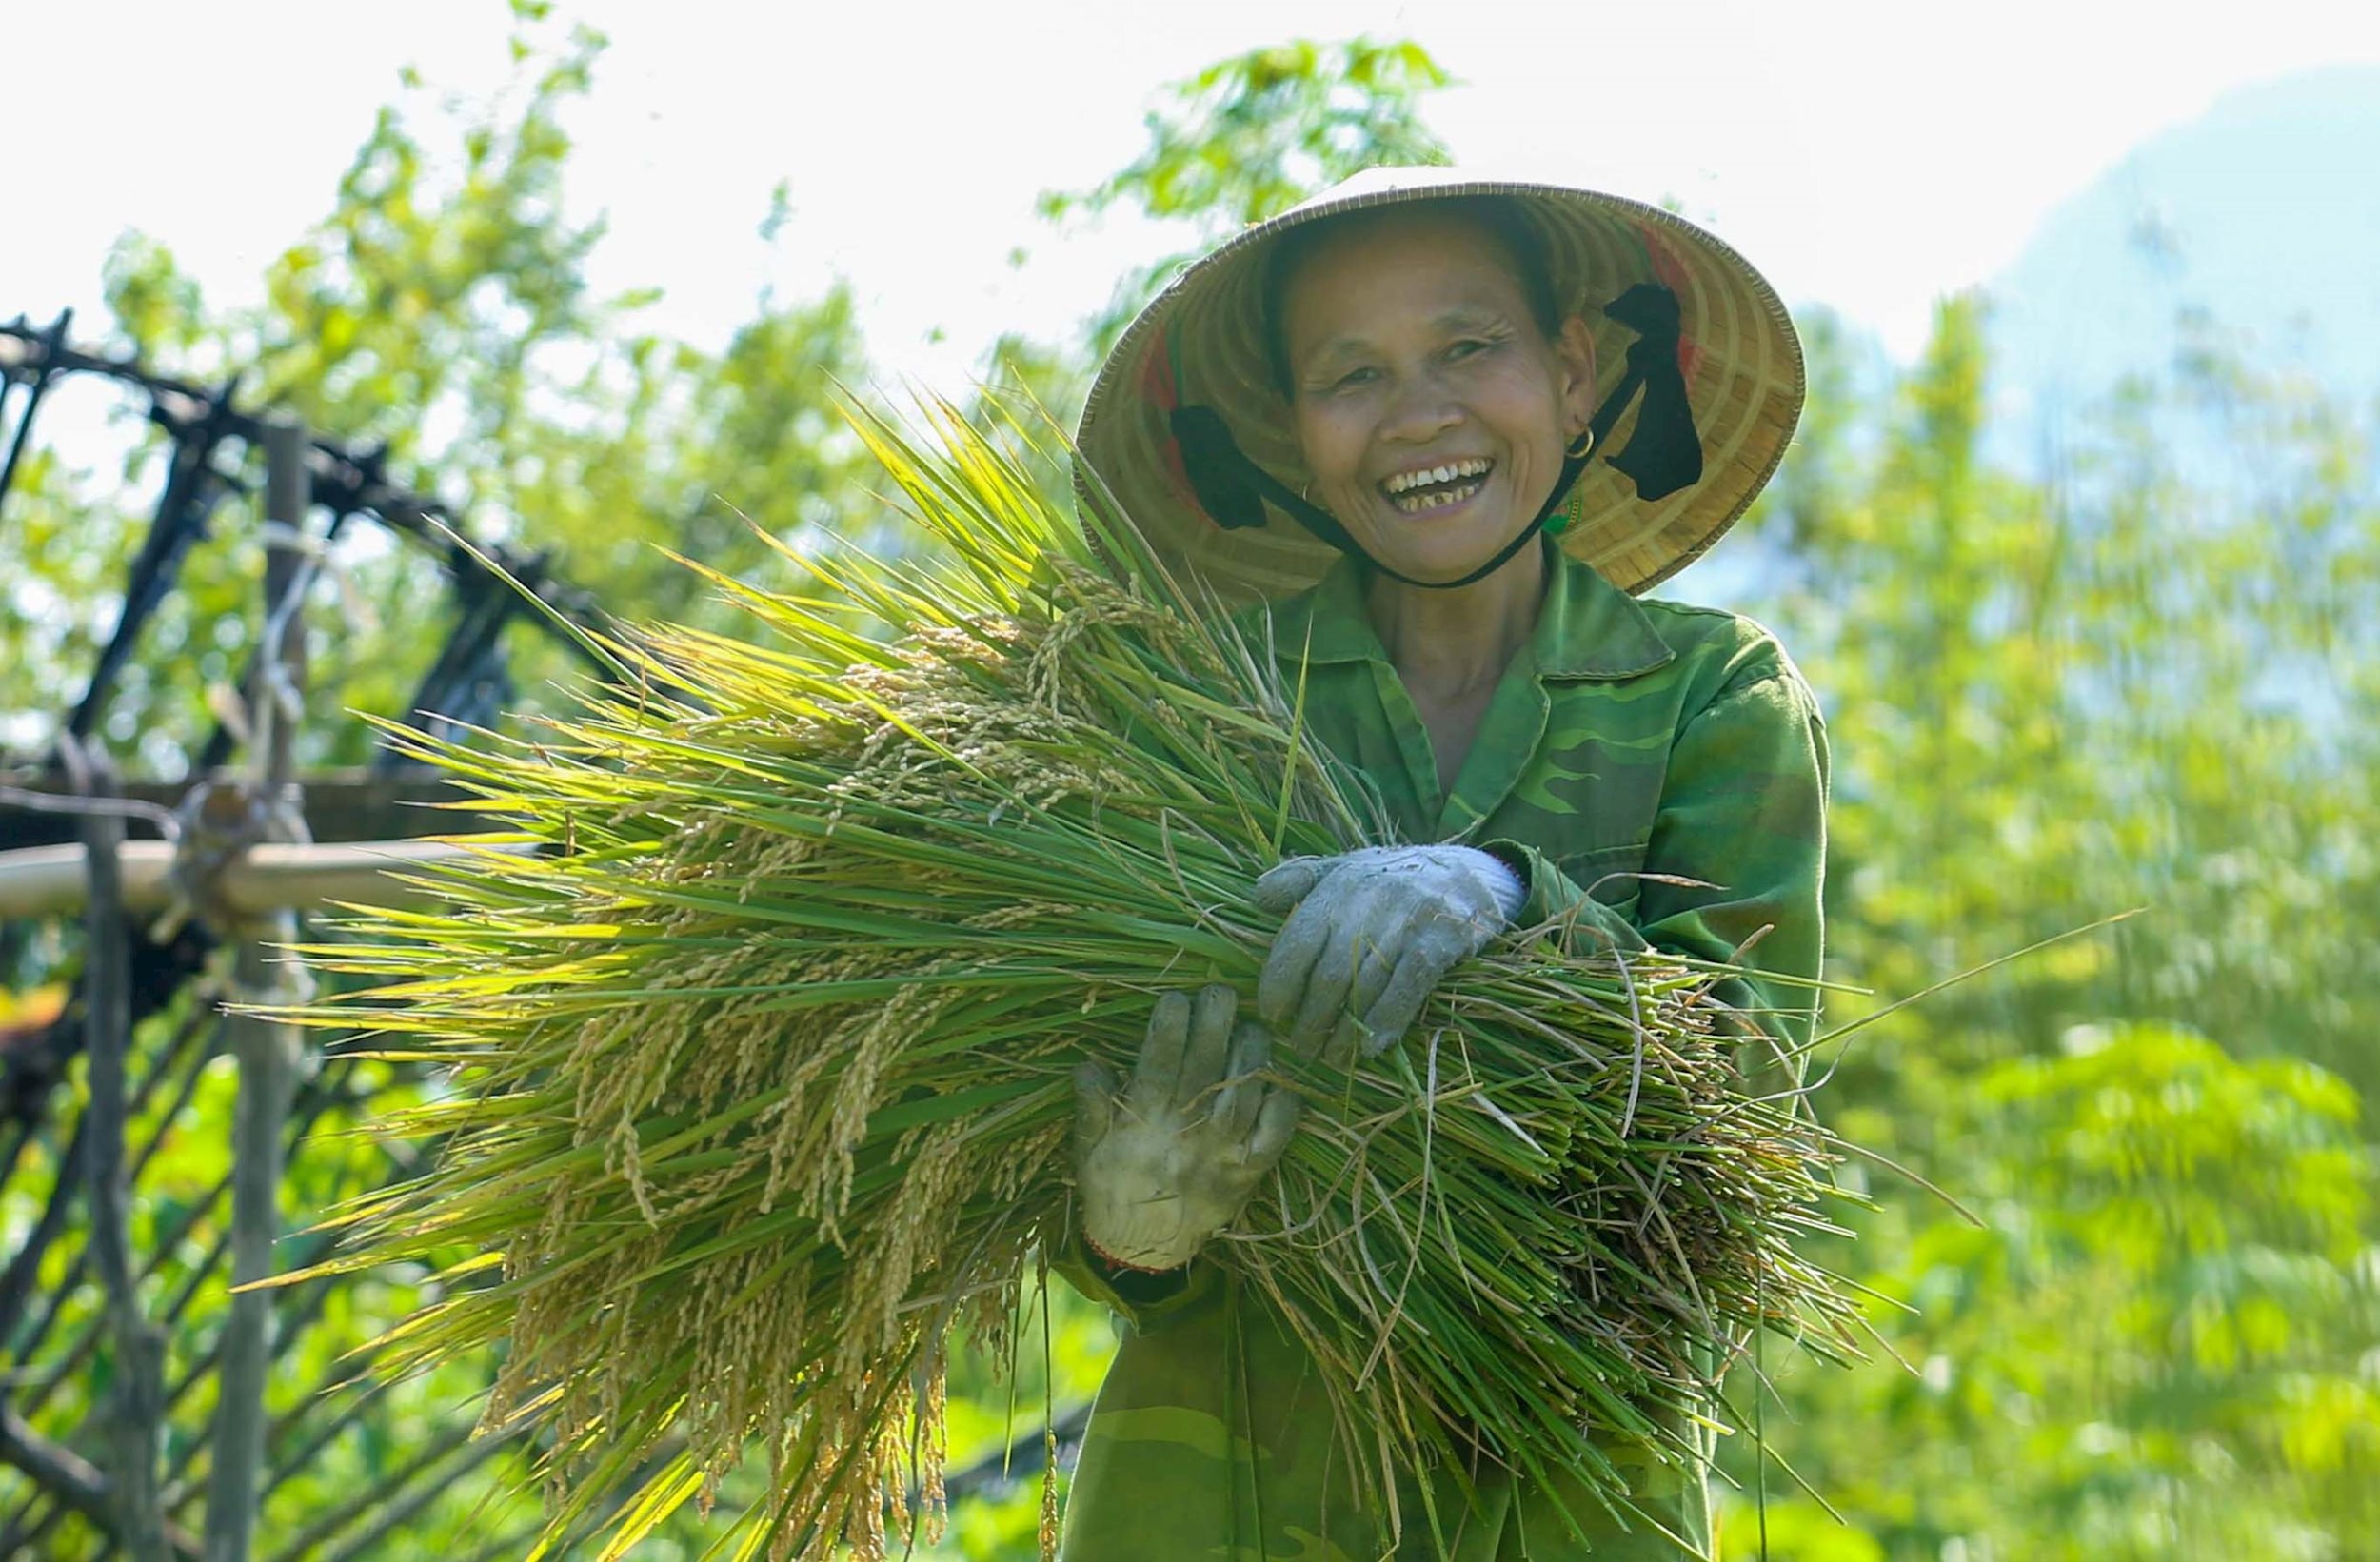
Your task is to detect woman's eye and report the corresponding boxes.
[1446,338,1494,362]
[1329,367,1378,393]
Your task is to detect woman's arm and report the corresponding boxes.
[1048,1223,1218,1329]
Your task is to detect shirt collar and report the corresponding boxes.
[1264,542,1676,682]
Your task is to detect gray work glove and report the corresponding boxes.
[1254,844,1525,1058]
[1073,985,1302,1273]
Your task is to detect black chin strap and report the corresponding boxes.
[1168,282,1705,591]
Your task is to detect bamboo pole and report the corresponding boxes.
[79,760,173,1561]
[0,837,529,922]
[204,421,307,1562]
[2,1062,378,1552]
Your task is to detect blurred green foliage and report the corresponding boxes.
[2,10,2373,1560]
[1701,295,2379,1557]
[976,34,1451,476]
[1035,36,1449,362]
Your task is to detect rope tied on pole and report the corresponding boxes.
[156,774,313,1002]
[0,321,573,1554]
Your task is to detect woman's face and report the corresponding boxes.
[1277,210,1597,587]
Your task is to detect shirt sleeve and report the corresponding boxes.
[1487,654,1830,1084]
[1048,1214,1225,1333]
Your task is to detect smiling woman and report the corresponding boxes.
[1272,206,1596,597]
[1061,168,1829,1560]
[1265,205,1601,790]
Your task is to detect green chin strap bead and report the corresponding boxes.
[1543,427,1597,538]
[1533,435,1590,540]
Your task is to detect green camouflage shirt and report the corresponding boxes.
[1056,545,1831,1560]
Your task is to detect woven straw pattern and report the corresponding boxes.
[1075,169,1805,602]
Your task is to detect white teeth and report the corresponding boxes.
[1386,473,1488,512]
[1382,458,1491,495]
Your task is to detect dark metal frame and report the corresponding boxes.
[0,312,615,766]
[0,310,642,1558]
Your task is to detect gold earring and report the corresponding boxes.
[1566,428,1597,461]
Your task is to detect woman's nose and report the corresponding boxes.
[1378,370,1464,444]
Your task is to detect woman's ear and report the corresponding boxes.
[1555,315,1598,437]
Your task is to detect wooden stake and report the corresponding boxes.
[204,420,308,1562]
[77,754,173,1561]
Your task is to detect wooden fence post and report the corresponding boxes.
[77,753,174,1560]
[203,420,311,1562]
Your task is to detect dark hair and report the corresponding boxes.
[1259,194,1566,399]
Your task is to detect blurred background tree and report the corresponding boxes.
[1703,293,2380,1557]
[1,9,2371,1559]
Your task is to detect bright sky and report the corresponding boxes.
[9,0,2380,391]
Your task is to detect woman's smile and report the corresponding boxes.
[1378,457,1495,515]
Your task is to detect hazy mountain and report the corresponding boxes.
[1984,65,2380,469]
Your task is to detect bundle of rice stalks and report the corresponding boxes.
[286,406,1861,1559]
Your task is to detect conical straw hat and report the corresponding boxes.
[1075,166,1804,602]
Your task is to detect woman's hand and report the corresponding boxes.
[1254,845,1524,1058]
[1073,985,1301,1273]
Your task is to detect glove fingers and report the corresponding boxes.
[1286,933,1354,1043]
[1258,884,1338,1034]
[1343,916,1403,1023]
[1177,984,1238,1107]
[1359,945,1447,1058]
[1131,990,1193,1109]
[1250,856,1326,913]
[1209,1020,1273,1137]
[1321,1015,1364,1072]
[1242,1087,1302,1172]
[1288,881,1415,1045]
[1073,1058,1121,1153]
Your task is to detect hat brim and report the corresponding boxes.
[1074,168,1804,602]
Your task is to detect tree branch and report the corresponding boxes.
[0,1114,89,1351]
